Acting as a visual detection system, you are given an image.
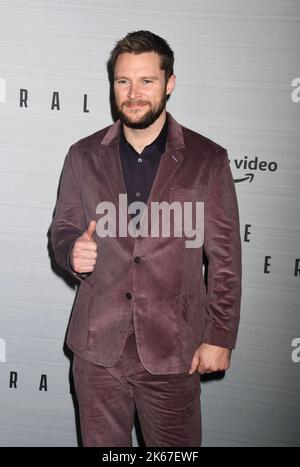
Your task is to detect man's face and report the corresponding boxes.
[113,51,175,129]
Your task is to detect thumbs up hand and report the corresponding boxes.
[70,220,98,274]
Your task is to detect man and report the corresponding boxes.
[49,30,242,447]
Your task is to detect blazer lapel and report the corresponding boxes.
[98,119,127,205]
[144,113,185,207]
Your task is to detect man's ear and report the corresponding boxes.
[166,74,176,96]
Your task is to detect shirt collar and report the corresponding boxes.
[120,114,168,154]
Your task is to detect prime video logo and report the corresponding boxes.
[95,194,204,248]
[0,338,6,362]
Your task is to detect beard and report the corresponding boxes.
[116,89,168,129]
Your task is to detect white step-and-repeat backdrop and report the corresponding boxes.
[0,0,299,446]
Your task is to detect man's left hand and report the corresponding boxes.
[189,343,231,375]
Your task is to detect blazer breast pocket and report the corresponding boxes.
[168,185,207,203]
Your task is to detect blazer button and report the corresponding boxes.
[126,292,132,299]
[134,256,141,263]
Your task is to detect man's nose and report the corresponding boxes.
[127,83,141,100]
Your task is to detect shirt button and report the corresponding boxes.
[138,158,142,163]
[134,256,141,264]
[136,192,140,198]
[126,292,132,300]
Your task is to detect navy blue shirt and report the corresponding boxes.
[119,116,168,210]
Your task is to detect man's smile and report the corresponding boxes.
[125,103,147,109]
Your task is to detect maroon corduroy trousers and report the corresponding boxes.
[72,319,202,447]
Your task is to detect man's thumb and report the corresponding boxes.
[189,354,200,374]
[84,220,97,241]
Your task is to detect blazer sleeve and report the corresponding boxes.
[202,148,242,349]
[49,145,87,282]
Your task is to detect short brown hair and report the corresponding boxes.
[107,30,174,82]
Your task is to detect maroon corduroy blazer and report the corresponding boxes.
[49,112,242,374]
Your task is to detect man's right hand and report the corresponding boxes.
[70,220,98,274]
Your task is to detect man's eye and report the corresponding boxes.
[118,80,128,84]
[143,80,153,84]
